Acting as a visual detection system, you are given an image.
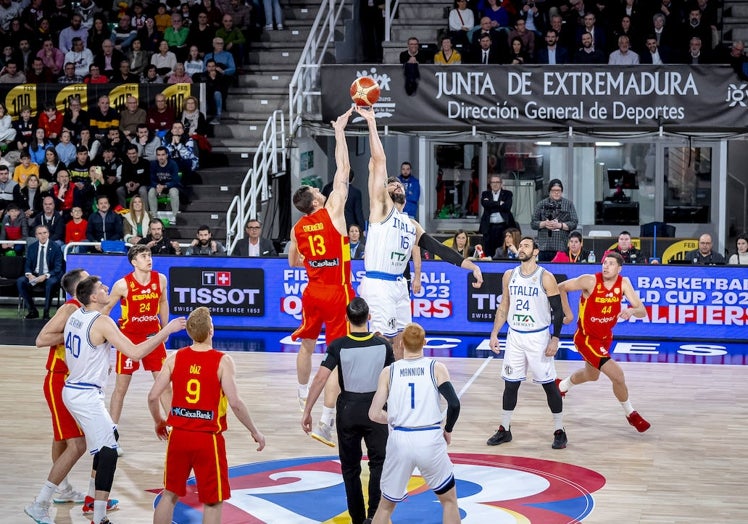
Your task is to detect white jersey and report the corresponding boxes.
[365,206,417,276]
[507,266,551,333]
[64,308,112,389]
[387,357,442,429]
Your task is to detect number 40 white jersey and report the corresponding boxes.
[387,357,442,429]
[64,308,112,389]
[506,266,551,333]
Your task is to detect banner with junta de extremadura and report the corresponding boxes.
[321,65,748,131]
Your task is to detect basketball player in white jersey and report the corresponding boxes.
[62,276,185,524]
[355,107,483,356]
[369,322,461,524]
[487,236,568,449]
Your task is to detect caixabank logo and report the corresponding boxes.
[152,454,605,523]
[169,267,265,316]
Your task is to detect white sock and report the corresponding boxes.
[321,406,336,427]
[88,477,96,499]
[58,476,72,492]
[298,383,308,399]
[37,480,57,504]
[501,410,513,430]
[553,412,564,431]
[559,377,573,393]
[93,499,107,523]
[621,400,634,416]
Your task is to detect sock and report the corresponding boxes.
[58,476,72,492]
[621,400,634,416]
[36,480,57,504]
[88,477,96,499]
[553,412,564,431]
[501,410,513,430]
[321,406,336,427]
[94,499,107,523]
[298,383,308,399]
[559,377,573,393]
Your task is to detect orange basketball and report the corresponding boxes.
[350,76,381,106]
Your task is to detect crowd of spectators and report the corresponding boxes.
[401,0,745,71]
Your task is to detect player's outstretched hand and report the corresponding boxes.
[618,307,634,320]
[155,420,170,440]
[489,333,502,354]
[164,317,187,334]
[471,266,483,288]
[563,308,574,324]
[301,412,313,435]
[354,105,376,122]
[544,337,560,357]
[443,431,452,445]
[252,431,266,452]
[331,107,353,131]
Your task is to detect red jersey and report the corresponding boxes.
[294,208,351,286]
[167,347,228,433]
[119,271,162,336]
[577,273,623,340]
[65,219,88,244]
[46,298,82,373]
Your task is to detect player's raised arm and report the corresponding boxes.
[36,302,78,347]
[325,109,353,227]
[356,107,389,217]
[619,276,647,320]
[219,354,265,451]
[96,315,185,361]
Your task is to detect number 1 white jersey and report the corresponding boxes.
[365,206,417,275]
[387,357,442,429]
[64,308,112,389]
[507,266,551,333]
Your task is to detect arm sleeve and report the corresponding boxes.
[418,233,465,266]
[548,294,564,338]
[438,381,460,433]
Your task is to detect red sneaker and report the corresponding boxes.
[82,496,119,515]
[626,411,651,433]
[554,378,566,398]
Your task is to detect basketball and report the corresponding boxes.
[350,76,380,106]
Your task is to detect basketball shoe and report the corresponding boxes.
[24,500,53,524]
[486,425,512,446]
[626,411,651,433]
[82,497,119,515]
[552,429,568,449]
[310,421,336,447]
[53,486,86,503]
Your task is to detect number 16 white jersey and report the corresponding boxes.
[365,206,416,276]
[64,308,112,389]
[507,266,551,333]
[387,357,442,429]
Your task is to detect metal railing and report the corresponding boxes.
[384,0,402,42]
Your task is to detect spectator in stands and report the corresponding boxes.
[111,59,139,84]
[86,195,123,250]
[1,203,29,254]
[16,174,43,220]
[138,217,182,255]
[88,16,112,60]
[138,17,163,54]
[611,15,641,55]
[728,233,748,265]
[151,39,178,80]
[470,33,503,64]
[574,31,606,63]
[185,45,205,77]
[76,128,101,161]
[217,13,246,68]
[531,178,578,261]
[42,146,67,183]
[685,233,725,265]
[94,38,126,79]
[722,40,747,77]
[30,195,65,247]
[38,103,64,142]
[67,146,94,212]
[537,28,570,64]
[433,36,462,65]
[400,36,429,64]
[195,59,227,124]
[519,0,543,35]
[88,164,118,213]
[126,38,150,77]
[58,62,85,84]
[112,14,137,53]
[0,0,23,33]
[449,229,475,259]
[148,95,177,139]
[186,224,226,255]
[640,35,672,64]
[205,36,237,78]
[549,14,575,56]
[22,0,46,35]
[683,36,711,64]
[163,121,199,182]
[59,13,88,54]
[397,161,420,219]
[36,38,64,76]
[132,124,161,161]
[449,0,474,48]
[507,17,535,60]
[684,6,712,51]
[122,195,150,243]
[611,231,646,263]
[13,106,34,152]
[28,130,53,168]
[609,35,639,64]
[0,60,26,83]
[180,96,209,140]
[84,64,108,84]
[148,146,181,222]
[102,126,126,157]
[507,36,530,64]
[264,0,285,31]
[154,3,172,33]
[167,62,193,83]
[472,17,498,54]
[164,12,190,60]
[64,205,87,251]
[188,12,216,58]
[479,174,513,259]
[233,218,277,256]
[0,103,15,147]
[119,96,147,141]
[16,39,34,72]
[348,223,365,259]
[577,11,606,52]
[118,144,151,209]
[649,11,677,51]
[141,63,164,83]
[63,97,89,141]
[494,227,521,260]
[27,57,55,83]
[0,164,19,214]
[16,149,41,186]
[18,223,62,319]
[481,0,511,30]
[74,0,98,30]
[89,95,120,142]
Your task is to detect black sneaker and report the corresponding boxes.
[552,429,568,449]
[486,425,512,446]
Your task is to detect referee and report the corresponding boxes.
[302,297,394,524]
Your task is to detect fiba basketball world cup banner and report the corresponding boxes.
[321,65,748,131]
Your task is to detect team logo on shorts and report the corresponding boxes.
[504,364,514,375]
[152,454,605,523]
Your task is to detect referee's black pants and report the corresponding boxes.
[336,392,388,524]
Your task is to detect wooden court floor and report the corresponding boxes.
[2,345,748,523]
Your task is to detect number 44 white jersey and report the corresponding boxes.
[507,266,551,333]
[387,357,442,429]
[365,206,416,276]
[64,308,112,389]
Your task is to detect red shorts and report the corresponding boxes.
[573,329,613,369]
[164,429,229,504]
[116,331,167,375]
[292,282,354,345]
[44,372,83,441]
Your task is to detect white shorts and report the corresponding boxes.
[62,386,117,455]
[501,328,557,384]
[358,276,411,338]
[380,428,454,502]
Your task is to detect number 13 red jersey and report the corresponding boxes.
[294,207,351,286]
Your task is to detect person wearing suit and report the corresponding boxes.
[536,29,570,64]
[18,224,64,319]
[233,219,277,256]
[469,33,503,64]
[479,174,514,260]
[322,171,366,233]
[640,36,672,64]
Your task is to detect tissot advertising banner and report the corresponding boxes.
[68,255,748,340]
[321,65,747,131]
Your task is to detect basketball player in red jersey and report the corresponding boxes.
[287,108,355,446]
[557,251,651,432]
[148,307,265,524]
[105,244,172,454]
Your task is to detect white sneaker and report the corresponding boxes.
[264,24,273,30]
[277,24,284,30]
[310,421,336,447]
[24,500,53,524]
[53,486,86,503]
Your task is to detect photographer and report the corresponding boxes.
[531,179,578,261]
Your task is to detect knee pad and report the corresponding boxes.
[95,447,119,493]
[542,381,563,413]
[502,380,521,410]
